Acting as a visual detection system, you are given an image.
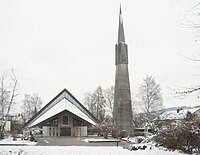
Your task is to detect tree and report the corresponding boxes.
[172,3,200,97]
[21,93,42,123]
[103,86,114,119]
[132,97,144,128]
[84,86,114,138]
[0,69,18,138]
[84,86,106,125]
[155,120,200,154]
[136,75,163,131]
[94,86,106,124]
[84,92,97,117]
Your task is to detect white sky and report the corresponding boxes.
[1,0,200,112]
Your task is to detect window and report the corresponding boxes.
[62,115,69,125]
[73,117,86,126]
[52,118,58,126]
[73,118,78,126]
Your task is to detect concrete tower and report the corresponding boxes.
[113,6,133,136]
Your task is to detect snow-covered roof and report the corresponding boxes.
[158,107,200,120]
[25,89,97,128]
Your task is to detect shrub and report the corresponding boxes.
[155,121,200,154]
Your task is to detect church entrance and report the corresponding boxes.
[60,127,71,136]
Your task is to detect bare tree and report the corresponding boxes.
[0,69,18,138]
[132,97,143,128]
[84,86,114,138]
[171,3,200,97]
[83,86,106,124]
[136,75,163,131]
[181,2,200,43]
[84,86,115,124]
[83,92,97,117]
[21,93,42,123]
[103,86,114,119]
[94,86,106,124]
[175,2,200,96]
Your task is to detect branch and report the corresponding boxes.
[5,70,18,117]
[169,85,200,98]
[181,55,200,62]
[139,113,154,130]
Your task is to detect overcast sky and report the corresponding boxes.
[1,0,200,112]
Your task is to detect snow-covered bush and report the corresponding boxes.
[155,121,200,154]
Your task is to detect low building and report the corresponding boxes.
[24,89,98,137]
[154,107,200,130]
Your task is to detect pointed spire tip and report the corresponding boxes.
[117,4,125,43]
[120,3,122,14]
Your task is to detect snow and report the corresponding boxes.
[121,136,144,144]
[0,136,187,155]
[0,137,37,146]
[84,138,119,143]
[28,98,96,127]
[158,107,200,120]
[0,146,185,155]
[159,110,185,120]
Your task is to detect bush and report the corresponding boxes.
[155,121,200,154]
[119,130,128,138]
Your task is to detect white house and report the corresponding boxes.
[154,106,200,130]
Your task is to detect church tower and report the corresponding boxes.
[113,6,133,136]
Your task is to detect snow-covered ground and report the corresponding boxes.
[0,136,188,155]
[0,146,185,155]
[83,138,119,142]
[0,137,37,146]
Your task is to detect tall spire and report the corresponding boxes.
[114,4,133,136]
[118,4,125,43]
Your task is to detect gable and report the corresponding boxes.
[25,89,97,128]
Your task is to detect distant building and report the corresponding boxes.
[154,107,200,130]
[24,89,97,136]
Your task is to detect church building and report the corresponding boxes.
[24,89,97,136]
[25,5,133,137]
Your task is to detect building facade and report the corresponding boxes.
[24,89,97,137]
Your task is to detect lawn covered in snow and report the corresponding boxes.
[0,136,188,155]
[0,138,37,146]
[0,145,185,155]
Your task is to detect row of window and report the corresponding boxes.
[44,115,86,127]
[44,116,67,126]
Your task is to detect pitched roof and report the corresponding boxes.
[25,89,98,128]
[157,107,200,120]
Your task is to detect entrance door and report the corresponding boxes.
[60,127,71,136]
